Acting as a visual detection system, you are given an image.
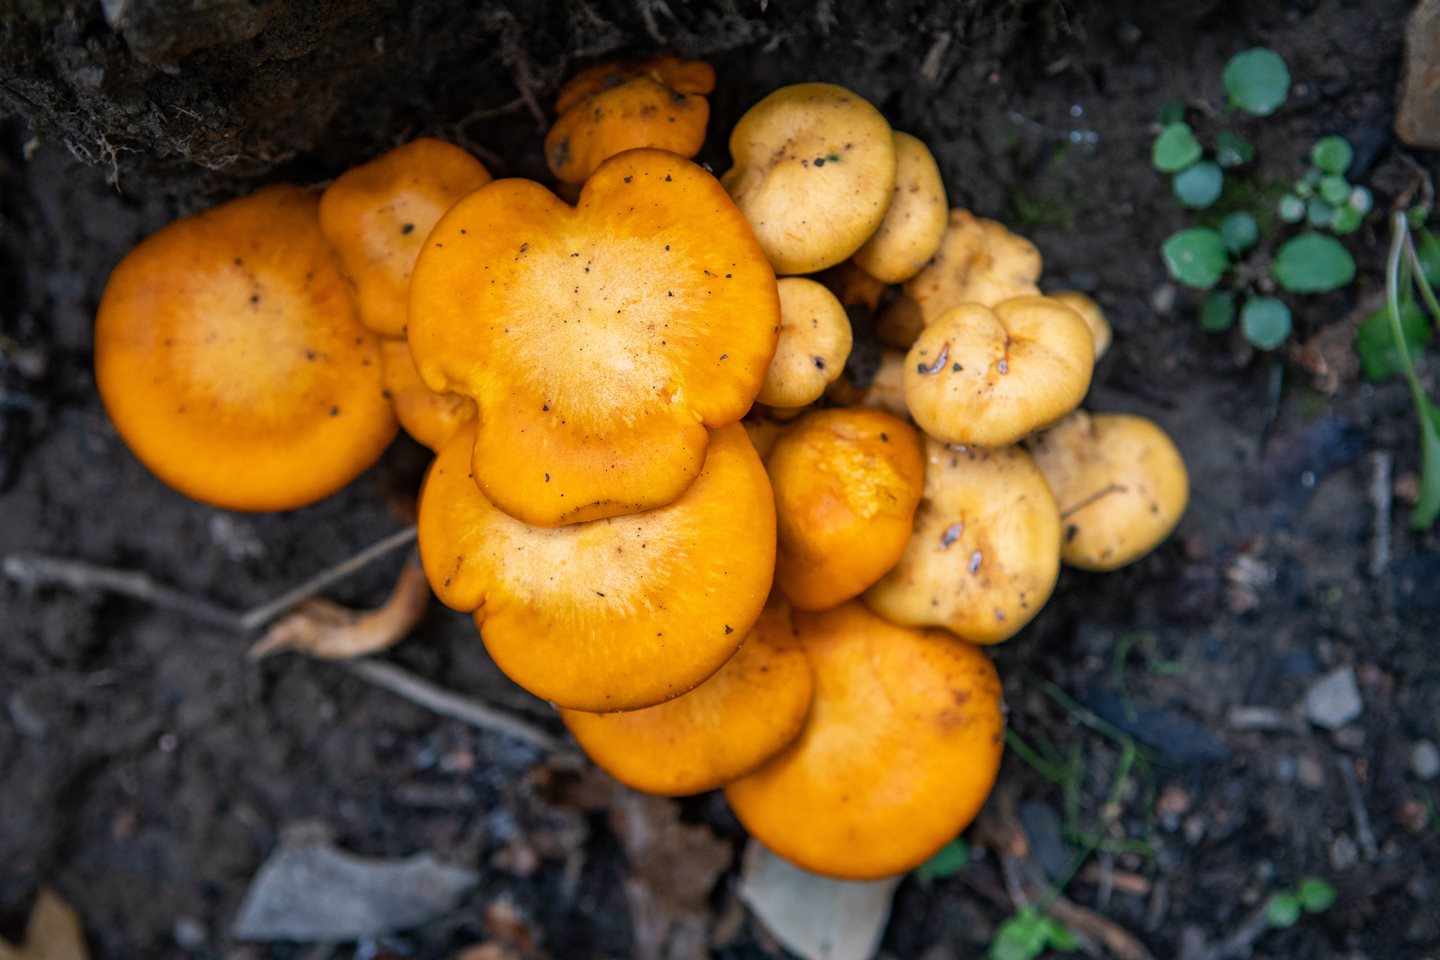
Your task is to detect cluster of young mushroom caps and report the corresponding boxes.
[94,58,1189,881]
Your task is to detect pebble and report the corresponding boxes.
[1304,667,1364,730]
[1330,834,1360,871]
[1398,0,1440,149]
[1413,740,1440,781]
[173,917,206,951]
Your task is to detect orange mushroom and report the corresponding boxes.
[725,601,1005,880]
[767,408,924,610]
[95,185,396,511]
[408,149,780,527]
[546,56,716,186]
[319,138,493,339]
[417,422,776,712]
[865,440,1060,645]
[378,338,475,453]
[561,604,813,796]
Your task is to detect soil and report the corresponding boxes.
[3,1,1440,958]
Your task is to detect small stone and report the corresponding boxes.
[1297,753,1326,790]
[1397,0,1440,148]
[1329,833,1359,870]
[1304,667,1364,730]
[1273,755,1297,784]
[1412,740,1440,781]
[173,916,207,950]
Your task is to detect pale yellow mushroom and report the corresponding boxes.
[1050,291,1112,361]
[757,278,853,408]
[852,132,948,284]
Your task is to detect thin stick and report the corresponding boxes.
[342,659,562,754]
[237,526,418,632]
[1335,755,1379,859]
[2,554,243,630]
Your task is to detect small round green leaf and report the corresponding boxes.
[1278,194,1306,223]
[1331,205,1363,235]
[1220,212,1259,253]
[1298,878,1337,913]
[1200,291,1237,332]
[1307,198,1336,229]
[1295,179,1313,199]
[1174,162,1224,208]
[1162,228,1230,288]
[1319,175,1351,206]
[1311,136,1353,175]
[1267,893,1302,929]
[1215,130,1255,168]
[1224,48,1291,116]
[1242,297,1292,350]
[1272,234,1356,292]
[1153,123,1203,173]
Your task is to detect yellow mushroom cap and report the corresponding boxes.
[561,604,813,796]
[876,209,1042,348]
[318,138,493,339]
[756,278,853,408]
[408,149,780,527]
[723,83,896,275]
[1027,411,1189,571]
[741,413,790,461]
[865,439,1060,645]
[725,601,1005,880]
[768,408,925,611]
[852,132,948,283]
[904,296,1094,448]
[379,338,475,453]
[417,422,776,712]
[95,184,397,512]
[1049,291,1112,361]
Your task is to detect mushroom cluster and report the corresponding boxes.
[92,59,1190,882]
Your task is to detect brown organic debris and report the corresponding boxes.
[248,560,430,660]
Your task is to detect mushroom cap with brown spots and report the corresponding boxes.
[756,277,853,408]
[852,131,949,284]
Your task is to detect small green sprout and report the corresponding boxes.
[1174,161,1224,209]
[1240,297,1292,350]
[913,839,969,887]
[1219,212,1258,254]
[1266,877,1337,929]
[1223,48,1291,116]
[989,906,1079,960]
[1162,228,1229,288]
[1153,123,1203,172]
[1271,234,1356,293]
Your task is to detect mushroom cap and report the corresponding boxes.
[417,422,777,712]
[725,600,1005,880]
[95,184,397,512]
[1027,411,1188,571]
[904,296,1094,448]
[741,412,789,461]
[1049,290,1112,361]
[319,138,493,338]
[546,57,716,185]
[409,149,780,527]
[876,209,1042,348]
[865,439,1060,644]
[561,604,813,796]
[756,278,853,408]
[852,132,949,283]
[379,338,475,453]
[723,83,896,275]
[768,408,924,611]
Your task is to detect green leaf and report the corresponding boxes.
[1267,892,1302,929]
[1356,301,1432,382]
[1414,399,1440,530]
[1272,234,1356,292]
[1298,877,1338,913]
[1308,198,1336,229]
[1224,48,1291,116]
[1278,194,1306,223]
[1416,228,1440,288]
[1319,175,1351,206]
[1162,228,1230,288]
[1242,297,1292,350]
[1158,99,1186,125]
[1409,205,1430,229]
[1312,136,1353,175]
[1220,212,1259,253]
[1215,130,1255,168]
[990,908,1051,960]
[1331,205,1363,235]
[914,840,969,884]
[1045,920,1080,952]
[1200,291,1237,331]
[1153,123,1203,173]
[1174,162,1224,209]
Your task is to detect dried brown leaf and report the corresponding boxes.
[248,561,430,660]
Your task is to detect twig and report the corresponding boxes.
[1367,450,1393,579]
[343,659,562,754]
[236,527,418,632]
[1335,755,1379,859]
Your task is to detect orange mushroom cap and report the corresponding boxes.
[561,603,813,796]
[417,422,776,712]
[319,138,493,339]
[725,601,1005,880]
[546,56,716,185]
[409,149,780,527]
[95,184,397,512]
[379,338,475,453]
[723,83,896,275]
[768,408,925,611]
[865,439,1060,645]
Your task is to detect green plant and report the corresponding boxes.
[1151,48,1361,350]
[1266,877,1338,928]
[913,838,970,887]
[989,906,1079,960]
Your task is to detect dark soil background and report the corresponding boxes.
[3,0,1439,957]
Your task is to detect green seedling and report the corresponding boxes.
[1266,877,1337,928]
[1151,47,1362,350]
[914,838,970,887]
[989,906,1079,960]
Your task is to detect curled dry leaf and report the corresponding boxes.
[0,888,89,960]
[248,560,430,660]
